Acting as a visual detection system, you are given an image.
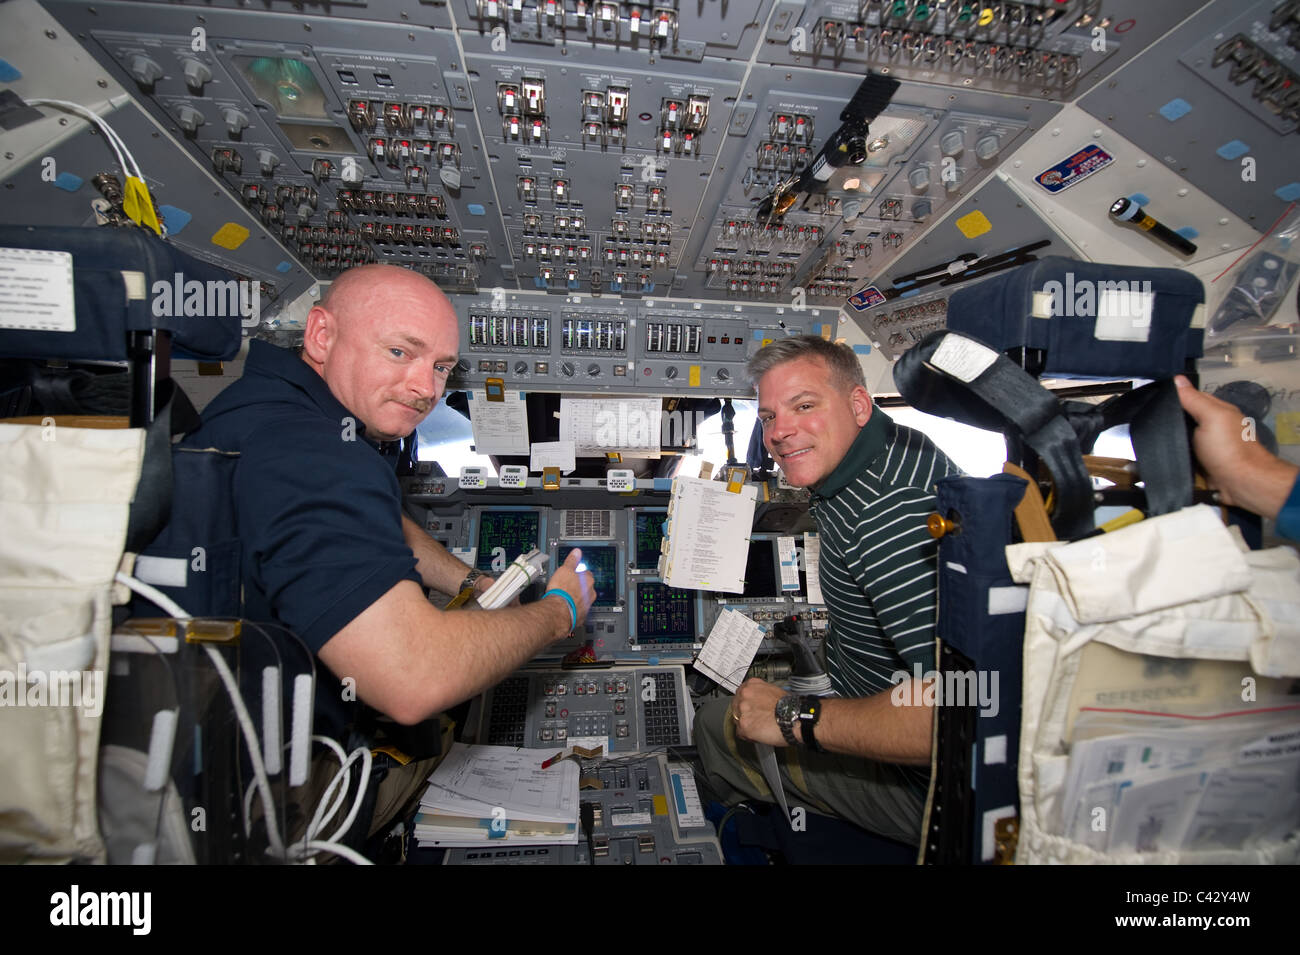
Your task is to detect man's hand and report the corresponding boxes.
[731,677,796,747]
[542,547,596,637]
[1175,376,1299,519]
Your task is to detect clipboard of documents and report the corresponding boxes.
[657,475,757,593]
[413,743,579,848]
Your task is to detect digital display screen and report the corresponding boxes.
[558,544,618,608]
[723,539,780,599]
[635,582,696,643]
[634,511,667,570]
[476,510,540,573]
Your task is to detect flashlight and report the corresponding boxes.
[1109,197,1198,256]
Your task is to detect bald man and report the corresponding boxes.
[184,265,594,836]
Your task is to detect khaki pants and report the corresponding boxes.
[694,696,925,847]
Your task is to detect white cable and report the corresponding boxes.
[325,746,371,845]
[303,734,351,846]
[298,841,373,866]
[302,734,372,850]
[26,98,128,174]
[241,736,371,865]
[114,573,285,859]
[27,98,143,181]
[117,573,375,865]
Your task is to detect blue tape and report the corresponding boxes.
[1158,98,1192,121]
[0,59,20,82]
[1275,183,1300,202]
[1216,140,1250,160]
[53,172,83,192]
[276,261,292,273]
[852,344,871,354]
[1128,192,1150,207]
[467,203,486,215]
[158,205,192,235]
[671,772,689,814]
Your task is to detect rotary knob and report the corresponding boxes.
[182,59,211,92]
[664,366,678,380]
[176,106,206,134]
[222,109,249,137]
[716,368,731,383]
[560,362,576,377]
[587,363,601,377]
[514,361,529,375]
[256,150,280,176]
[975,134,1001,161]
[130,55,163,88]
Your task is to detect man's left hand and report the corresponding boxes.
[732,677,798,747]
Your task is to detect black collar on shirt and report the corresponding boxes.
[244,340,401,454]
[811,404,894,501]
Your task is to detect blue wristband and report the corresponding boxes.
[543,589,578,632]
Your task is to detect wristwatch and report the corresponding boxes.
[797,696,825,754]
[458,568,484,594]
[774,693,801,746]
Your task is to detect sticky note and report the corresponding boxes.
[211,222,250,250]
[1275,412,1300,445]
[955,210,992,239]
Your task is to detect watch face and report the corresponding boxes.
[775,695,799,722]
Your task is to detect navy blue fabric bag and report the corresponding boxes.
[0,225,244,362]
[944,255,1204,379]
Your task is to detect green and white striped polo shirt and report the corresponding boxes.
[810,406,961,702]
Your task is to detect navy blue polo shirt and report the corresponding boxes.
[184,341,421,736]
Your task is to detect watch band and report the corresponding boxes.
[798,696,825,754]
[459,568,484,594]
[775,694,799,746]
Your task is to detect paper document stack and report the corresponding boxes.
[413,743,580,848]
[658,475,757,593]
[1059,707,1300,854]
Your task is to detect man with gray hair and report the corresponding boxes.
[695,335,959,848]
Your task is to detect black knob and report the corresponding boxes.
[515,361,528,375]
[587,363,601,377]
[665,366,678,380]
[560,362,575,377]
